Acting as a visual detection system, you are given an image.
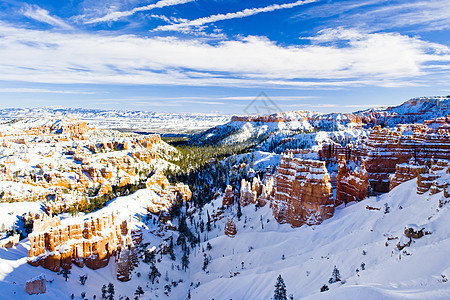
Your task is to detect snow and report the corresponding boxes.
[0,107,231,134]
[185,179,450,299]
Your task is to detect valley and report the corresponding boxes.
[0,96,450,299]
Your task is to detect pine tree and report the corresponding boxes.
[182,251,190,271]
[169,238,176,260]
[274,274,287,300]
[149,265,161,284]
[134,286,144,298]
[101,284,107,299]
[61,269,71,282]
[328,265,341,284]
[107,283,115,300]
[237,201,242,220]
[206,210,211,232]
[79,274,88,285]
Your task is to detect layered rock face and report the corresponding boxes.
[336,155,369,205]
[271,155,334,227]
[360,125,450,192]
[389,163,428,190]
[28,213,139,281]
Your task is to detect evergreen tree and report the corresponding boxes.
[328,265,341,284]
[182,251,190,271]
[206,210,211,232]
[169,238,176,260]
[149,265,161,284]
[274,274,287,300]
[107,283,115,300]
[134,286,144,298]
[237,200,242,220]
[79,274,88,285]
[202,253,209,271]
[61,269,71,282]
[101,284,107,299]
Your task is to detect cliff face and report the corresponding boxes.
[389,163,428,191]
[360,125,450,192]
[336,155,369,205]
[28,214,140,281]
[271,155,334,227]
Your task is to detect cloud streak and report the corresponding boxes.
[154,0,319,32]
[85,0,195,24]
[22,4,73,29]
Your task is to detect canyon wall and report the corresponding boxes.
[335,155,369,205]
[270,155,334,227]
[28,214,140,281]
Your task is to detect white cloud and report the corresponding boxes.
[22,4,73,30]
[0,88,95,94]
[85,0,195,24]
[0,22,448,89]
[154,0,319,32]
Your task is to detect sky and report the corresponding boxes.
[0,0,449,114]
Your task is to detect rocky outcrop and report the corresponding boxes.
[0,234,20,248]
[28,213,139,280]
[390,163,428,190]
[319,143,353,162]
[271,155,334,227]
[225,218,237,237]
[222,185,234,207]
[25,274,46,295]
[336,155,369,205]
[357,125,450,192]
[240,179,256,207]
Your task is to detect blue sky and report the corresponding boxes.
[0,0,449,114]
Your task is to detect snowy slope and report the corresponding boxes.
[0,186,192,300]
[187,177,450,299]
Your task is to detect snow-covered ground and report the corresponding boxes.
[188,178,450,299]
[2,173,449,299]
[0,185,192,299]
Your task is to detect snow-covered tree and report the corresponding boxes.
[328,265,341,284]
[274,274,287,300]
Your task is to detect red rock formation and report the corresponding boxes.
[360,125,450,192]
[25,274,46,295]
[390,163,428,190]
[222,185,234,207]
[28,214,136,276]
[271,155,334,227]
[319,143,353,162]
[116,246,139,282]
[240,179,256,207]
[225,218,237,237]
[335,155,369,205]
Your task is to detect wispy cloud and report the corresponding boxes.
[0,88,95,94]
[154,0,319,32]
[0,22,448,89]
[296,0,450,32]
[21,4,73,30]
[85,0,195,24]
